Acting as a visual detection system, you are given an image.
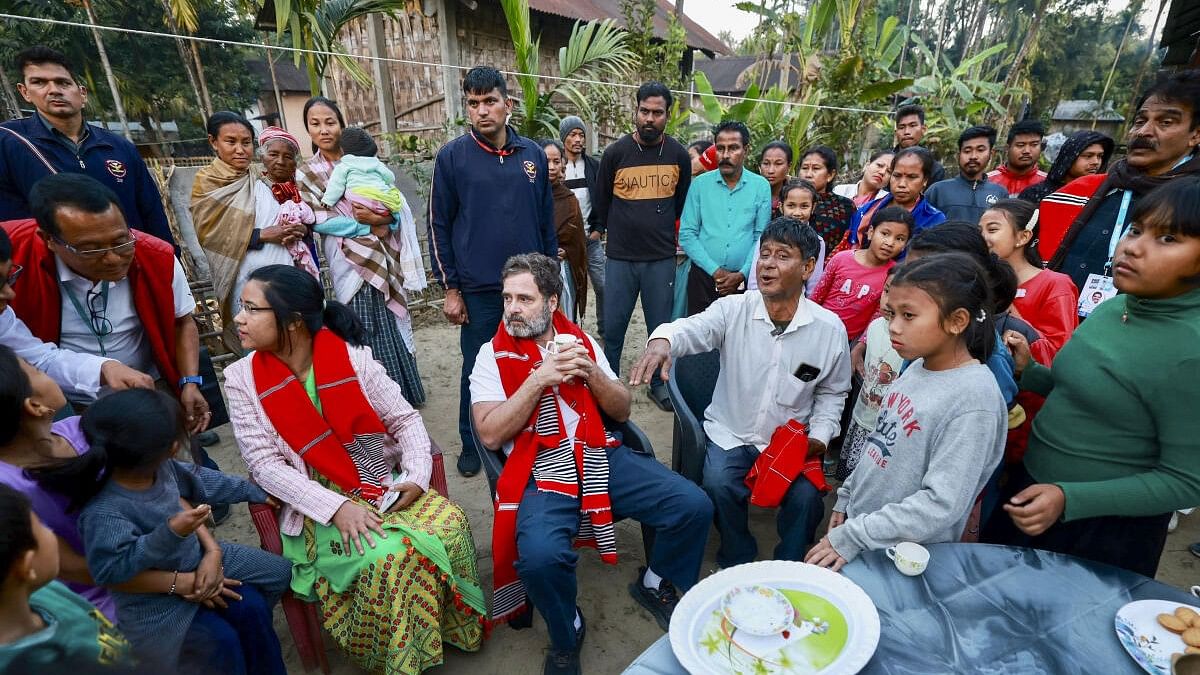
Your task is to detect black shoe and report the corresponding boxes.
[629,566,679,631]
[543,607,585,675]
[648,383,673,412]
[457,446,481,477]
[197,430,220,447]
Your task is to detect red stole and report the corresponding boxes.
[744,420,829,508]
[1,218,182,392]
[489,312,617,623]
[252,329,388,501]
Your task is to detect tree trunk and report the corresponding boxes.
[0,61,23,119]
[1000,0,1045,107]
[1095,0,1143,130]
[673,0,684,20]
[267,48,286,130]
[158,0,208,118]
[189,41,214,116]
[82,0,132,141]
[1126,0,1169,122]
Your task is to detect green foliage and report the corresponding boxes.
[619,0,687,92]
[500,0,635,139]
[268,0,408,94]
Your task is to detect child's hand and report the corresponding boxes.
[850,341,867,378]
[1003,483,1066,536]
[828,511,846,532]
[1003,330,1033,377]
[193,549,225,601]
[168,504,211,537]
[804,536,848,572]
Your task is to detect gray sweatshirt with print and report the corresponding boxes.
[827,360,1006,561]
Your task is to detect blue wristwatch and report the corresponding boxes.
[178,375,203,388]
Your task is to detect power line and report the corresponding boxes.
[0,11,895,116]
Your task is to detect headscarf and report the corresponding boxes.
[1020,131,1114,203]
[258,125,300,153]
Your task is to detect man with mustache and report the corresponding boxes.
[470,253,712,675]
[678,120,771,315]
[593,82,692,411]
[987,119,1048,198]
[924,125,1008,224]
[1049,70,1200,294]
[0,46,174,247]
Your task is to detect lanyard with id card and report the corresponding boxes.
[1077,190,1130,318]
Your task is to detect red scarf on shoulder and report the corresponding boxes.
[489,311,618,623]
[252,329,388,502]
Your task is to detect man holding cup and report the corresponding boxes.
[470,253,712,675]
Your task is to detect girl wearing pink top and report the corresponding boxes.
[811,205,913,340]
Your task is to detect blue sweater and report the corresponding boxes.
[77,460,290,670]
[0,114,174,245]
[847,194,946,248]
[429,126,556,293]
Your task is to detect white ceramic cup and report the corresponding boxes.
[885,542,930,576]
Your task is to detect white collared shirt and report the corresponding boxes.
[56,256,194,379]
[649,291,851,448]
[0,306,110,398]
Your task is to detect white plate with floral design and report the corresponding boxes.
[670,560,880,674]
[1116,599,1200,675]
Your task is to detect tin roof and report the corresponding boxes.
[529,0,727,55]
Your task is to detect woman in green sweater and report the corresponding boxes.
[982,177,1200,577]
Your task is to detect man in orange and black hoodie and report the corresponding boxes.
[594,82,691,410]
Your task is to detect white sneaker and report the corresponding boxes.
[1170,512,1180,533]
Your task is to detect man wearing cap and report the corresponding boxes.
[559,116,606,342]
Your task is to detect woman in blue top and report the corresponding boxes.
[842,146,947,253]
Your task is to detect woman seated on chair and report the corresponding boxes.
[223,264,485,674]
[190,112,318,350]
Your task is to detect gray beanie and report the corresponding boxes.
[559,115,586,142]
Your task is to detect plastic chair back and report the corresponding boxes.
[667,350,721,484]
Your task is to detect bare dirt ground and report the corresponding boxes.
[204,299,1200,675]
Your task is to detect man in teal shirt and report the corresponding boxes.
[679,120,771,314]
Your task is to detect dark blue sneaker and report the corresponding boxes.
[629,566,679,631]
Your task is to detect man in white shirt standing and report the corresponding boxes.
[559,116,605,342]
[631,218,851,567]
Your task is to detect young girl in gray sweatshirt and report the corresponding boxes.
[806,253,1007,569]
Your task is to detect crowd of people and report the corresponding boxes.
[0,40,1197,675]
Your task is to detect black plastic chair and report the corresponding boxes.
[469,410,656,561]
[666,350,721,485]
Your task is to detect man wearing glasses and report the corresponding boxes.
[1,173,208,432]
[0,46,174,246]
[0,227,153,397]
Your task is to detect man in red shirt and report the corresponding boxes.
[988,119,1048,197]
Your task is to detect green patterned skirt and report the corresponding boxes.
[281,485,485,674]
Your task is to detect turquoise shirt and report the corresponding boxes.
[679,168,771,278]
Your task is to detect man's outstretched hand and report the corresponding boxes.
[629,338,671,386]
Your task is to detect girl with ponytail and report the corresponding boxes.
[32,388,290,674]
[806,253,1008,570]
[979,199,1079,363]
[222,264,485,672]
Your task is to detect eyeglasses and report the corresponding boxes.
[86,286,113,338]
[1,264,22,290]
[54,233,137,258]
[236,300,274,314]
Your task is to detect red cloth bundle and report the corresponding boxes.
[744,420,829,508]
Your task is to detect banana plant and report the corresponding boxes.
[268,0,409,94]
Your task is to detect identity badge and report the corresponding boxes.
[1077,274,1117,318]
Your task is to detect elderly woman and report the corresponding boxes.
[296,96,427,407]
[224,264,484,674]
[190,113,316,349]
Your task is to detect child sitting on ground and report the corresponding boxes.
[806,253,1007,569]
[33,390,292,675]
[0,484,132,673]
[811,206,912,340]
[316,127,406,237]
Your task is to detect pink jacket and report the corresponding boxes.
[223,345,433,536]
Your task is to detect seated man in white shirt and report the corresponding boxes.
[631,218,851,568]
[0,226,152,399]
[1,173,210,432]
[470,253,712,675]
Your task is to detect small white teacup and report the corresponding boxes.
[885,542,930,576]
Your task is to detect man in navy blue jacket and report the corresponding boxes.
[429,65,556,476]
[0,46,173,246]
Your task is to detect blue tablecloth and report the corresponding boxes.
[624,543,1196,674]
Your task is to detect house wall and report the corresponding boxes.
[328,1,572,138]
[1049,119,1123,140]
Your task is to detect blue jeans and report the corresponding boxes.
[178,584,285,675]
[602,257,675,380]
[586,237,607,340]
[458,291,504,456]
[702,440,825,568]
[515,444,713,650]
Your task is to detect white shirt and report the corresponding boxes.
[649,291,851,448]
[469,332,616,455]
[56,256,195,378]
[0,306,111,398]
[564,156,592,222]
